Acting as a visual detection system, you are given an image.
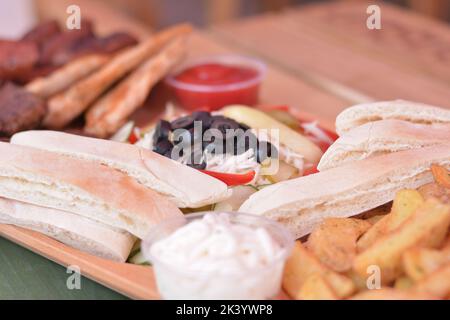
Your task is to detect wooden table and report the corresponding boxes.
[1,0,449,299]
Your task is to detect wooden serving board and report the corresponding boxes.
[0,224,160,300]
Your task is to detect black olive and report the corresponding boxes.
[210,118,240,136]
[173,127,193,146]
[170,115,195,130]
[235,131,258,155]
[239,122,250,131]
[153,139,173,156]
[210,115,226,122]
[256,141,278,163]
[187,161,207,170]
[192,111,212,130]
[203,141,225,155]
[189,127,203,142]
[186,149,206,169]
[152,120,171,145]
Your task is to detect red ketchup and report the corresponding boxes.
[166,57,266,111]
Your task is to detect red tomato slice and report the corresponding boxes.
[199,170,256,186]
[303,165,318,176]
[128,131,139,144]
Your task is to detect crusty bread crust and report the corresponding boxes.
[0,197,135,262]
[318,120,450,171]
[0,142,182,238]
[11,130,230,208]
[239,144,450,239]
[335,100,450,135]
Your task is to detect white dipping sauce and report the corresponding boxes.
[149,213,288,300]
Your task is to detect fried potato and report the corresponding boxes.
[418,182,450,204]
[307,218,371,272]
[296,274,338,300]
[283,242,355,299]
[346,270,369,291]
[353,199,450,284]
[366,215,385,225]
[356,215,390,253]
[351,288,435,300]
[413,264,450,299]
[387,190,424,231]
[431,164,450,189]
[357,190,424,252]
[402,247,450,281]
[394,276,414,290]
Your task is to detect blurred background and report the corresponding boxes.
[1,0,449,38]
[99,0,450,28]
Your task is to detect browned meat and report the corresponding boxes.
[0,82,47,136]
[98,32,138,53]
[21,20,61,46]
[13,65,59,85]
[72,32,138,56]
[39,20,95,66]
[0,40,39,80]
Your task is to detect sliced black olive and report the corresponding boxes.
[153,139,173,156]
[173,128,193,146]
[239,122,251,131]
[186,149,206,169]
[256,141,278,163]
[187,161,207,170]
[203,141,225,155]
[210,115,226,122]
[192,111,212,130]
[170,115,195,130]
[189,127,203,143]
[235,131,258,155]
[210,118,240,136]
[152,120,171,145]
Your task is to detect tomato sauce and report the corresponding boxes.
[167,62,264,111]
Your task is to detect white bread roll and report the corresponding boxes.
[239,144,450,239]
[318,120,450,171]
[11,130,230,208]
[0,142,182,239]
[335,100,450,135]
[0,198,135,262]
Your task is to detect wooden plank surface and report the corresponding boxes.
[0,225,159,299]
[211,1,450,109]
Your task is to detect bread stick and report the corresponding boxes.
[84,36,187,138]
[43,23,192,129]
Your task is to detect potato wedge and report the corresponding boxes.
[357,190,424,252]
[353,199,450,284]
[402,247,450,281]
[356,215,390,253]
[413,264,450,299]
[387,189,424,232]
[351,288,435,300]
[307,218,371,272]
[366,215,385,225]
[431,164,450,189]
[346,270,369,291]
[283,242,355,298]
[221,105,323,164]
[296,274,338,300]
[418,182,450,204]
[394,276,414,290]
